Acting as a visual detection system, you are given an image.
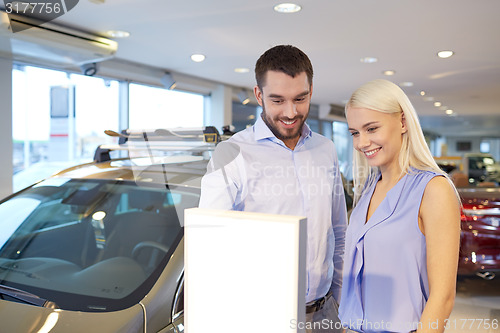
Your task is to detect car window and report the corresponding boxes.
[0,198,40,249]
[0,178,198,312]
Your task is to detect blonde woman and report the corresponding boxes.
[338,79,460,333]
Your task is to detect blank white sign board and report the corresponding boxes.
[185,208,307,333]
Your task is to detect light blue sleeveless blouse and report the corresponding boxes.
[339,169,440,333]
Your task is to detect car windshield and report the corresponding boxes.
[0,178,198,312]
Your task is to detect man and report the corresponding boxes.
[199,45,347,332]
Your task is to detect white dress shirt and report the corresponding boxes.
[199,115,347,303]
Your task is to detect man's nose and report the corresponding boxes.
[283,101,297,119]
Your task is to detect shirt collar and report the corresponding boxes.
[254,114,312,147]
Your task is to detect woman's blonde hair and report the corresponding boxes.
[346,79,452,204]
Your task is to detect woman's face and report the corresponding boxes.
[347,107,406,172]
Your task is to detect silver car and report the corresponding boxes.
[0,128,216,333]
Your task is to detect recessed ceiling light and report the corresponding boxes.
[104,30,130,38]
[360,57,378,63]
[273,3,302,13]
[437,50,454,59]
[399,82,414,87]
[423,96,434,102]
[420,91,426,96]
[234,68,250,73]
[382,70,395,76]
[434,102,442,107]
[191,54,206,63]
[445,109,454,115]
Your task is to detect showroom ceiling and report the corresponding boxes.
[5,0,500,136]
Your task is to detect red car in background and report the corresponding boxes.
[458,187,500,279]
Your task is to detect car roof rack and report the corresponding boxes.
[94,126,221,163]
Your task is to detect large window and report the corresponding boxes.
[12,65,119,191]
[12,68,206,193]
[129,83,204,129]
[333,121,352,180]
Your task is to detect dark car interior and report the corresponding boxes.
[0,178,195,311]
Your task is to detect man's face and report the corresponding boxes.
[254,70,312,149]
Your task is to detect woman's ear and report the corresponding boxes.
[401,113,407,134]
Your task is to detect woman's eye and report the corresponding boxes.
[349,131,359,137]
[367,127,377,132]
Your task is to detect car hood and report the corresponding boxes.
[459,187,500,207]
[0,300,144,333]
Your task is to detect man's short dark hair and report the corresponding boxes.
[255,45,313,91]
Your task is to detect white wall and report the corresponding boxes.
[444,136,500,161]
[444,136,482,156]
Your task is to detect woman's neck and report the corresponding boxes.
[379,162,404,186]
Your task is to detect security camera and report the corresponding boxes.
[80,62,98,76]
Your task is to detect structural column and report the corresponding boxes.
[0,57,13,197]
[205,84,232,132]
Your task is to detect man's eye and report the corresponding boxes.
[271,99,283,104]
[295,97,306,102]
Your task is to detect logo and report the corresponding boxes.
[3,0,79,32]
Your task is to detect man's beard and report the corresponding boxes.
[261,102,309,142]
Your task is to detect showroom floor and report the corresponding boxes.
[447,277,500,332]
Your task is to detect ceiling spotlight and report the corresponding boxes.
[437,50,454,59]
[420,91,426,96]
[399,82,414,87]
[80,62,98,76]
[434,102,442,107]
[360,57,378,63]
[160,72,176,90]
[237,89,250,105]
[382,70,395,76]
[234,68,250,73]
[445,109,454,115]
[191,54,206,62]
[274,3,302,13]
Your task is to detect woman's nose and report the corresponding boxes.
[357,133,370,149]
